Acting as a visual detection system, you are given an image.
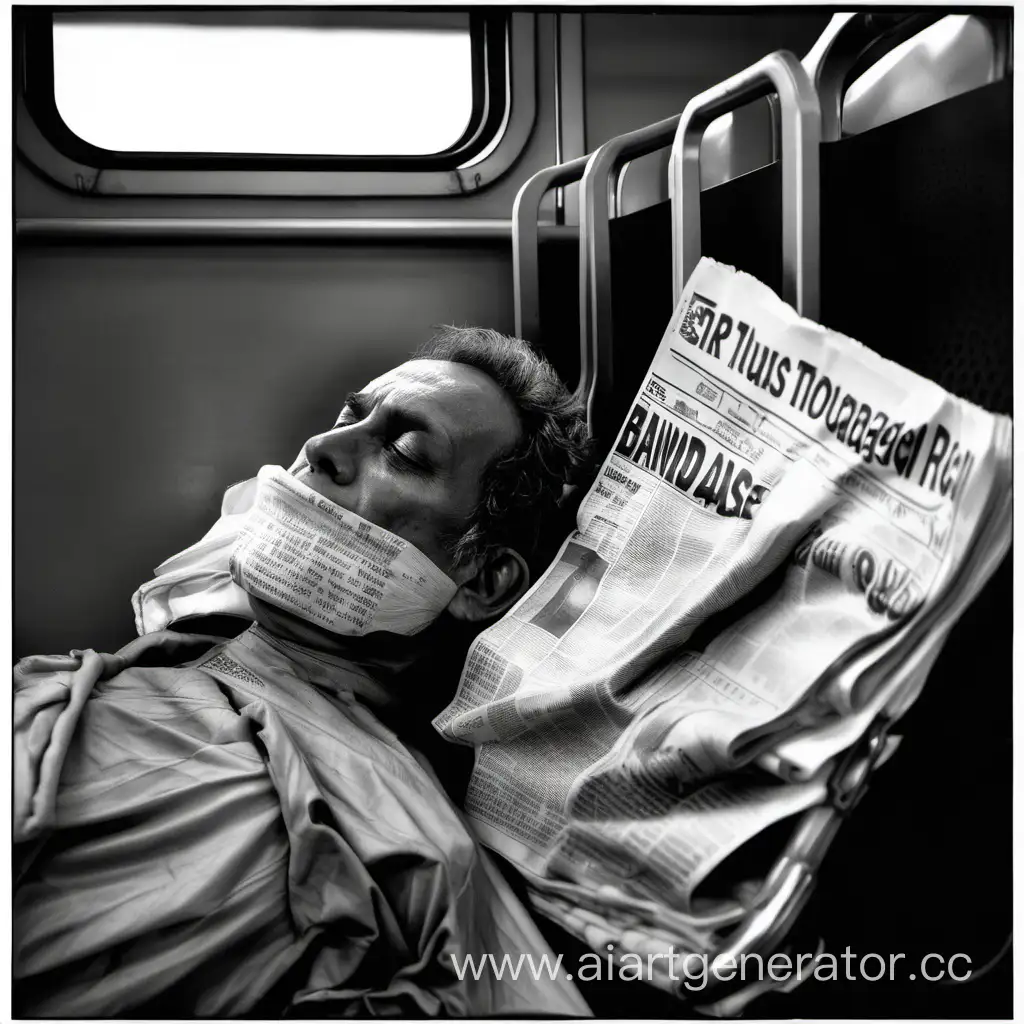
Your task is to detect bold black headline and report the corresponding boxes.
[613,406,769,520]
[675,292,976,500]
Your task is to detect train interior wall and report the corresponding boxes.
[14,9,831,658]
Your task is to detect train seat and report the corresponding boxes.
[514,13,1012,1015]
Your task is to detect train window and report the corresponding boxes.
[15,8,536,195]
[52,13,474,157]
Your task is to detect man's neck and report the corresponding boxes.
[247,595,456,679]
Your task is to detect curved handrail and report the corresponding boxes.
[670,14,939,203]
[669,50,821,317]
[512,155,590,344]
[841,14,1010,137]
[807,12,945,141]
[578,113,681,434]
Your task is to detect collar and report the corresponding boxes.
[232,623,399,712]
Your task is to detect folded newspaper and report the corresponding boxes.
[433,258,1012,987]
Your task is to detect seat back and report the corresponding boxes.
[600,17,1013,1010]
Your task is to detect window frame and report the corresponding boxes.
[15,7,537,197]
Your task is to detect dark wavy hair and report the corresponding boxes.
[413,326,592,570]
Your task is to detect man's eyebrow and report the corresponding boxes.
[342,391,371,418]
[392,402,452,451]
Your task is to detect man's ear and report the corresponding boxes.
[446,547,530,623]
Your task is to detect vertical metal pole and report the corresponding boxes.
[553,15,565,225]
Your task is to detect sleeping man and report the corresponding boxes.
[13,327,592,1018]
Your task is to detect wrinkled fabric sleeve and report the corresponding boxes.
[13,632,223,845]
[14,631,591,1018]
[283,860,497,1018]
[13,650,125,844]
[282,740,590,1018]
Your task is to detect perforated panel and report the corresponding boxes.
[821,78,1012,414]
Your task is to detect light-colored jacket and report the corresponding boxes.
[14,625,589,1018]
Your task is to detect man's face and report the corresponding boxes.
[296,359,521,575]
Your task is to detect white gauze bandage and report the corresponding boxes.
[230,465,459,636]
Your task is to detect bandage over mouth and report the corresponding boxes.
[229,465,459,636]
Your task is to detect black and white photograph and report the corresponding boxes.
[9,4,1015,1019]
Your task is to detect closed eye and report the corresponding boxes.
[332,390,436,475]
[384,436,432,475]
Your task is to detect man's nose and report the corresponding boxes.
[303,425,368,486]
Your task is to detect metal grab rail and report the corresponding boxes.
[578,113,682,434]
[670,50,821,317]
[512,155,590,344]
[806,12,944,142]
